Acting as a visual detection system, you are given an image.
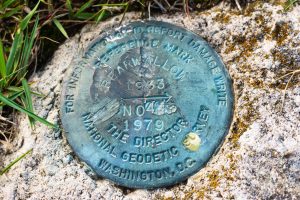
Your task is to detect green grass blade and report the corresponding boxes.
[0,38,6,79]
[0,149,32,176]
[94,3,128,7]
[66,0,74,16]
[2,5,22,19]
[3,0,17,9]
[7,85,44,97]
[11,32,23,78]
[0,93,56,128]
[19,1,40,31]
[6,85,43,97]
[0,90,24,106]
[9,91,24,100]
[20,94,34,127]
[53,18,69,39]
[21,80,34,110]
[120,3,129,25]
[0,79,5,88]
[75,0,94,17]
[19,32,29,67]
[75,12,94,20]
[0,65,26,85]
[96,9,106,23]
[5,30,22,75]
[26,15,39,61]
[22,79,35,125]
[18,16,39,79]
[284,0,298,10]
[6,86,23,92]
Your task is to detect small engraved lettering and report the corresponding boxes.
[175,157,196,173]
[192,105,209,133]
[163,42,194,63]
[106,123,129,143]
[67,66,82,89]
[214,75,227,106]
[98,158,175,181]
[121,146,179,164]
[133,25,186,41]
[133,118,188,147]
[121,100,176,117]
[64,95,74,113]
[81,113,117,157]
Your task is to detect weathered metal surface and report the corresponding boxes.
[60,21,234,189]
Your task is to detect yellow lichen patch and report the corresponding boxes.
[207,170,220,188]
[214,12,231,23]
[270,0,286,6]
[183,170,220,199]
[161,197,173,200]
[187,152,242,199]
[224,42,236,54]
[253,13,273,40]
[194,189,205,199]
[239,64,251,72]
[223,153,241,181]
[249,78,264,89]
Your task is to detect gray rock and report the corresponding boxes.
[1,2,299,199]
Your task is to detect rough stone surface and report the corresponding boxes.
[1,2,300,199]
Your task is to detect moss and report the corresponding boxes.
[242,36,258,57]
[244,1,264,16]
[270,47,300,90]
[182,186,208,199]
[263,25,273,39]
[291,30,300,47]
[271,73,300,90]
[254,14,265,24]
[229,96,260,148]
[270,0,286,6]
[228,119,247,148]
[214,12,231,23]
[188,153,241,199]
[271,22,290,45]
[193,0,223,11]
[162,197,173,200]
[254,13,274,40]
[225,34,259,59]
[264,54,270,59]
[249,79,264,89]
[272,48,296,68]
